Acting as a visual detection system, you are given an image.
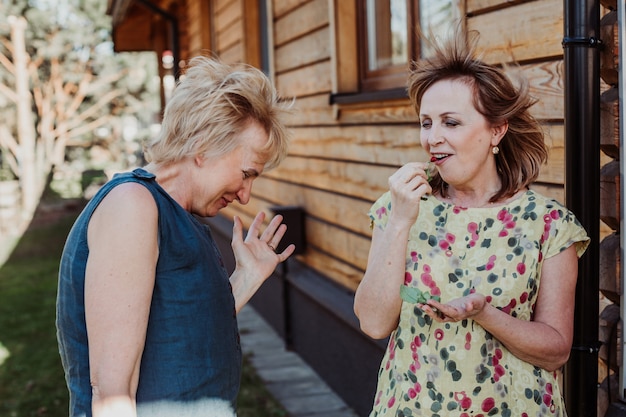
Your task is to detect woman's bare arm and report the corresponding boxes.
[85,183,159,417]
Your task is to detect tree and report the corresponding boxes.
[0,0,159,226]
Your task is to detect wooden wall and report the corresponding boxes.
[205,0,579,292]
[166,0,613,289]
[116,0,621,414]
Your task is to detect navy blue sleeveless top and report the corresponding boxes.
[56,168,241,417]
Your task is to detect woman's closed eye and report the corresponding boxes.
[242,169,260,180]
[443,118,460,127]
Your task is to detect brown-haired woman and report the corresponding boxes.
[354,30,589,417]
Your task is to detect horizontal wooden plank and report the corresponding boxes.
[599,232,620,303]
[272,0,310,19]
[275,26,331,73]
[215,0,241,29]
[468,0,563,64]
[215,0,237,14]
[338,100,417,124]
[252,177,374,236]
[282,123,564,184]
[600,87,619,159]
[275,60,333,97]
[186,1,210,54]
[215,202,257,226]
[298,247,363,291]
[305,216,371,270]
[210,177,378,237]
[216,15,243,51]
[286,94,338,126]
[466,0,520,15]
[524,60,564,120]
[600,10,618,86]
[286,125,430,166]
[541,124,564,184]
[274,0,328,47]
[600,160,619,230]
[267,154,563,205]
[266,156,396,202]
[219,41,244,64]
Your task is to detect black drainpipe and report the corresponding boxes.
[562,1,601,416]
[135,0,181,80]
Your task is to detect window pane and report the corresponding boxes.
[419,0,459,57]
[366,0,408,71]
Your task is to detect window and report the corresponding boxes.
[352,0,460,95]
[358,0,417,92]
[418,1,462,58]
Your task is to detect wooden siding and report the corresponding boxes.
[109,1,619,412]
[186,0,211,58]
[212,0,574,291]
[214,0,244,61]
[467,0,564,64]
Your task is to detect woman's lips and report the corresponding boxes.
[430,154,450,164]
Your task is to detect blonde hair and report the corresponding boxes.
[408,29,548,202]
[144,56,291,169]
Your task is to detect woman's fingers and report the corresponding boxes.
[266,223,287,251]
[276,243,296,262]
[244,211,266,240]
[390,162,432,185]
[241,212,294,255]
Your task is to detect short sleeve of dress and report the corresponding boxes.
[368,191,392,229]
[543,202,590,260]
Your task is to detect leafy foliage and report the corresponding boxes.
[0,0,160,212]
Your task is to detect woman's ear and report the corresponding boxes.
[194,155,205,167]
[491,122,509,146]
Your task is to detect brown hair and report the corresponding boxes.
[407,29,548,202]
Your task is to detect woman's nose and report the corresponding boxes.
[236,181,253,205]
[428,124,444,146]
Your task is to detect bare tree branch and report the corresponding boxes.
[0,36,15,73]
[0,82,18,102]
[0,124,19,156]
[66,70,93,115]
[66,114,114,141]
[86,69,127,93]
[61,88,126,133]
[0,125,20,176]
[0,50,15,74]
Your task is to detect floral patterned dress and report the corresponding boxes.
[367,190,589,417]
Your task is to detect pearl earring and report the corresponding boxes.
[492,146,500,155]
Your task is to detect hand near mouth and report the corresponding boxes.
[386,162,433,228]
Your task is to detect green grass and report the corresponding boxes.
[238,354,287,417]
[0,200,287,417]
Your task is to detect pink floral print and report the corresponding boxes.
[367,190,589,417]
